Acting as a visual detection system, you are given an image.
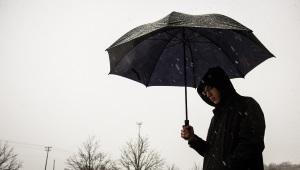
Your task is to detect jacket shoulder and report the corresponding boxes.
[237,95,259,105]
[236,96,264,117]
[233,95,262,114]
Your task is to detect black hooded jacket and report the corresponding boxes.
[188,67,265,170]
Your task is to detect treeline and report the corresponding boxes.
[2,138,300,170]
[264,162,300,170]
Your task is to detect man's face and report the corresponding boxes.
[202,85,221,104]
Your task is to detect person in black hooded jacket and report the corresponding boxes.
[181,67,265,170]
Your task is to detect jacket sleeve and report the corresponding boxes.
[225,98,265,169]
[188,134,209,157]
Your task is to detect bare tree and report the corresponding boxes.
[264,162,300,170]
[190,162,201,170]
[0,142,22,170]
[66,137,119,170]
[119,136,164,170]
[166,164,180,170]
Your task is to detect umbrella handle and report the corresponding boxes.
[182,119,190,140]
[184,119,189,126]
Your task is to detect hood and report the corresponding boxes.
[197,67,237,107]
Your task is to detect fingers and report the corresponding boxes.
[181,130,188,139]
[182,125,192,129]
[181,125,194,140]
[181,129,187,137]
[183,125,194,132]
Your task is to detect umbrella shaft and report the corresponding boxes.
[182,29,188,123]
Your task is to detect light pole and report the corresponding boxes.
[136,122,142,138]
[136,122,142,170]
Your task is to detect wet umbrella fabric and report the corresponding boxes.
[106,11,274,125]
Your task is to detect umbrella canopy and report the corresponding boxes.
[106,11,274,124]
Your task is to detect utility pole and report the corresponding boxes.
[44,146,52,170]
[53,159,55,170]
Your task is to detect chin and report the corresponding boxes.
[213,100,220,104]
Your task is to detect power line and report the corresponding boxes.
[0,139,72,153]
[0,139,44,148]
[52,146,72,154]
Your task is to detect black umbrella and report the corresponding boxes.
[106,11,274,125]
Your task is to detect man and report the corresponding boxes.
[181,67,265,170]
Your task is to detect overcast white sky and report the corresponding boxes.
[0,0,299,169]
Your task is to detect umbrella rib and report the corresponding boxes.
[149,28,183,49]
[147,38,174,42]
[148,38,183,49]
[145,30,181,86]
[111,29,181,74]
[163,28,183,41]
[164,41,183,49]
[187,28,244,76]
[162,28,187,49]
